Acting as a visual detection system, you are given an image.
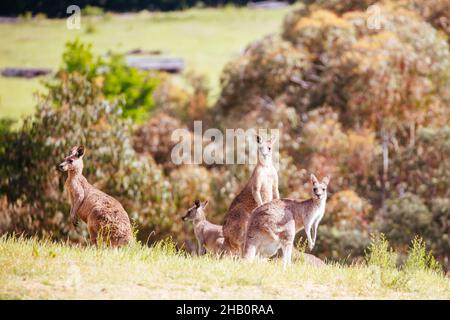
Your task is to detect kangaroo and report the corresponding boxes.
[58,146,132,247]
[182,200,225,255]
[243,174,330,268]
[222,135,279,255]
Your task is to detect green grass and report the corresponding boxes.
[1,236,449,299]
[0,6,291,120]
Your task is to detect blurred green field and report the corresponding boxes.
[0,7,291,120]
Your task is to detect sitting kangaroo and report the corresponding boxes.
[222,135,279,255]
[243,174,330,267]
[59,146,132,247]
[182,200,225,255]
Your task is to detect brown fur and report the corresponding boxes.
[222,135,279,255]
[243,174,330,267]
[59,146,132,247]
[182,200,225,255]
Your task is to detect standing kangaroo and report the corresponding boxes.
[222,135,279,255]
[182,200,225,255]
[59,146,132,247]
[243,174,330,267]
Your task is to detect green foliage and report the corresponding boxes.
[379,126,450,264]
[316,227,370,262]
[364,234,410,291]
[61,39,99,78]
[102,54,160,122]
[404,236,442,273]
[19,11,33,20]
[0,118,51,205]
[295,236,308,254]
[151,237,182,257]
[85,21,98,34]
[381,193,431,246]
[59,39,160,122]
[429,198,450,261]
[391,126,450,201]
[82,5,105,16]
[0,118,15,136]
[365,233,397,269]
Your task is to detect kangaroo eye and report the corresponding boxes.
[268,147,271,151]
[68,159,73,164]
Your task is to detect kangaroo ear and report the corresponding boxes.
[201,200,209,209]
[69,146,78,156]
[76,146,85,158]
[322,175,330,186]
[194,199,201,208]
[310,174,319,185]
[256,135,262,144]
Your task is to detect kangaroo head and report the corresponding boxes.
[59,146,85,173]
[256,135,275,165]
[182,199,208,221]
[310,174,330,201]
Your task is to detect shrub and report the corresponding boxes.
[284,9,356,54]
[85,21,98,34]
[380,193,431,248]
[326,190,373,228]
[59,39,160,122]
[153,71,210,125]
[429,198,450,263]
[283,7,450,129]
[61,39,99,79]
[133,112,187,171]
[216,35,310,114]
[208,164,253,216]
[365,233,397,269]
[82,5,104,16]
[0,118,15,137]
[300,107,379,194]
[392,0,450,43]
[302,0,378,14]
[390,126,450,201]
[404,236,442,273]
[169,165,213,215]
[102,54,160,122]
[315,226,370,262]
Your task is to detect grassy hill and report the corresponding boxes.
[1,236,448,299]
[0,6,291,120]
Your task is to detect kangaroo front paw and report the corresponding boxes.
[309,243,314,251]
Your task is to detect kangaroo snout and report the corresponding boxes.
[58,163,67,172]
